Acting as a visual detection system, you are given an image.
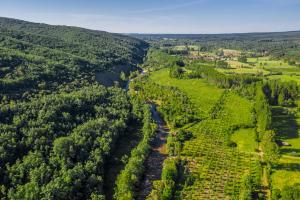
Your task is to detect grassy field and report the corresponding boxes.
[218,92,254,127]
[173,45,200,51]
[247,57,296,69]
[231,128,258,153]
[149,68,224,118]
[267,74,300,84]
[149,68,260,199]
[271,105,300,190]
[271,156,300,190]
[216,56,300,84]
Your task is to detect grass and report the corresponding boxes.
[267,74,300,85]
[218,57,300,79]
[231,128,258,153]
[271,156,300,190]
[271,105,300,190]
[173,45,200,51]
[248,57,296,69]
[149,68,224,118]
[219,92,255,127]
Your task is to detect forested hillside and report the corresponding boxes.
[0,17,148,99]
[0,17,149,200]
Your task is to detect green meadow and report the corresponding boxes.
[149,68,224,118]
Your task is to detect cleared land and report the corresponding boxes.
[149,68,224,118]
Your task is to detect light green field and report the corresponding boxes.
[271,156,300,190]
[231,128,258,152]
[218,60,270,75]
[248,57,295,69]
[217,67,269,75]
[248,57,300,76]
[173,45,200,51]
[220,92,255,127]
[219,56,300,79]
[149,68,224,117]
[267,75,300,85]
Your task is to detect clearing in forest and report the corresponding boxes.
[149,68,224,118]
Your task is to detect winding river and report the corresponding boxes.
[126,71,170,199]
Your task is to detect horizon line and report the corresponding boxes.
[1,16,300,36]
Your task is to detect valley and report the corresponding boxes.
[0,17,300,200]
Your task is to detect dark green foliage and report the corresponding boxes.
[114,104,157,200]
[169,66,184,78]
[261,130,279,164]
[132,78,196,128]
[272,189,282,200]
[238,55,248,63]
[281,184,300,200]
[0,85,131,199]
[0,18,149,199]
[167,130,193,156]
[142,49,185,71]
[0,17,148,99]
[272,183,300,200]
[255,85,272,135]
[239,174,253,200]
[262,80,299,106]
[215,60,229,68]
[147,158,181,200]
[186,63,261,88]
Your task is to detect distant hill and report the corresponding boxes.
[130,31,300,62]
[129,31,300,41]
[0,17,148,98]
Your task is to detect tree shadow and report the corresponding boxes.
[272,107,299,140]
[274,163,300,171]
[280,148,300,155]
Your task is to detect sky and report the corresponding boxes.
[0,0,300,34]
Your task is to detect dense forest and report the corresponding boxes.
[0,17,149,200]
[0,17,148,100]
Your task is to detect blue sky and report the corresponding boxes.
[0,0,299,33]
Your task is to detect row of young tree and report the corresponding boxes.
[245,81,299,199]
[114,102,157,200]
[185,63,261,88]
[147,130,193,200]
[131,78,196,128]
[0,85,133,199]
[130,69,196,199]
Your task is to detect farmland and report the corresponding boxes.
[129,41,299,199]
[148,68,259,199]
